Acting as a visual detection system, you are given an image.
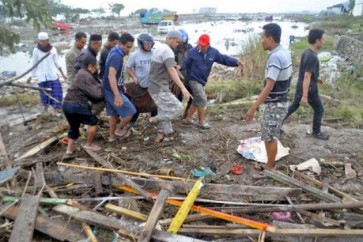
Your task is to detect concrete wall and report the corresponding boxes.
[353,0,363,16]
[334,35,363,64]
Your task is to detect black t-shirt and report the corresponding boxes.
[296,48,319,93]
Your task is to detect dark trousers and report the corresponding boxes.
[284,89,324,134]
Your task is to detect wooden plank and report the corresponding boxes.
[53,204,205,242]
[159,213,211,226]
[9,196,40,242]
[106,203,148,221]
[82,148,152,200]
[92,172,103,196]
[58,166,301,201]
[264,169,341,202]
[0,204,86,241]
[138,189,170,242]
[0,132,11,168]
[178,227,363,237]
[82,222,98,242]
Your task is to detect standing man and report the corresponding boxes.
[148,30,192,143]
[103,33,136,142]
[181,34,243,129]
[99,32,120,80]
[283,29,329,140]
[74,34,102,80]
[27,32,67,115]
[126,33,156,124]
[245,23,292,174]
[65,32,87,84]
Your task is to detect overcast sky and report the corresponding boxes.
[61,0,343,15]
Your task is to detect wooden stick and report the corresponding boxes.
[0,132,11,168]
[138,189,170,242]
[106,203,148,221]
[118,186,276,232]
[82,148,152,201]
[82,222,98,242]
[57,161,194,182]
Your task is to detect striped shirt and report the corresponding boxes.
[264,45,292,103]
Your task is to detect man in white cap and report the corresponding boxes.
[148,30,192,142]
[27,32,67,115]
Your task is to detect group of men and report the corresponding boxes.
[28,23,329,176]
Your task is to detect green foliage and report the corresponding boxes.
[238,35,267,81]
[0,0,53,54]
[0,92,39,107]
[313,15,363,35]
[109,3,124,16]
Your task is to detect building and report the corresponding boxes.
[327,1,350,15]
[353,0,363,16]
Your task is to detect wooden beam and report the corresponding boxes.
[138,189,170,242]
[0,204,86,241]
[264,169,341,202]
[105,203,148,221]
[9,196,40,242]
[53,204,205,242]
[159,213,211,226]
[82,148,152,200]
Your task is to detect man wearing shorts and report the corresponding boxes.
[245,23,292,172]
[103,33,136,142]
[181,34,243,129]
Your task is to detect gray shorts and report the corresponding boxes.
[261,102,288,141]
[189,80,207,107]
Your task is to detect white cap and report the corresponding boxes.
[38,32,49,40]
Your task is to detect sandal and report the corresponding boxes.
[115,128,131,139]
[82,144,101,151]
[182,119,196,125]
[197,122,211,129]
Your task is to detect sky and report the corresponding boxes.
[61,0,344,15]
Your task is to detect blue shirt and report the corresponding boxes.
[181,46,239,86]
[102,45,126,93]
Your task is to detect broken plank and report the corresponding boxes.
[9,195,40,242]
[138,189,170,242]
[264,168,341,202]
[159,213,211,226]
[53,204,205,242]
[82,148,152,201]
[15,133,66,161]
[106,203,148,221]
[0,204,86,241]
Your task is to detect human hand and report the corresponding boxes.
[318,78,324,84]
[245,108,255,122]
[181,88,193,102]
[114,95,123,107]
[300,96,308,106]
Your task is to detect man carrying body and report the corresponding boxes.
[99,32,120,80]
[65,32,87,84]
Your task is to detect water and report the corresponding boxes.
[0,20,308,79]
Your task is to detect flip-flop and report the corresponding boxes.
[82,144,101,151]
[115,129,131,139]
[154,132,174,143]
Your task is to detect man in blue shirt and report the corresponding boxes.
[103,33,136,142]
[181,34,243,129]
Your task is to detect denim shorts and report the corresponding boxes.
[104,89,136,117]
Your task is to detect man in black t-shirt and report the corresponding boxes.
[284,29,329,140]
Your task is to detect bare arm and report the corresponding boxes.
[245,78,275,122]
[300,72,312,106]
[108,67,123,107]
[126,67,138,83]
[167,66,192,101]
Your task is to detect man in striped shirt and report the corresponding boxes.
[245,23,292,173]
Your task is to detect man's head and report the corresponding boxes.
[89,34,103,53]
[119,32,135,55]
[83,55,97,74]
[75,32,87,50]
[137,33,154,52]
[308,29,324,50]
[38,32,49,47]
[197,34,210,53]
[166,30,182,50]
[107,32,120,48]
[261,23,281,51]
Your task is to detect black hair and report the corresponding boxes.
[119,32,135,45]
[262,23,281,43]
[308,29,324,44]
[108,32,120,41]
[82,55,96,69]
[75,32,87,40]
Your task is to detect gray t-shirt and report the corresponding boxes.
[148,43,176,95]
[127,49,153,88]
